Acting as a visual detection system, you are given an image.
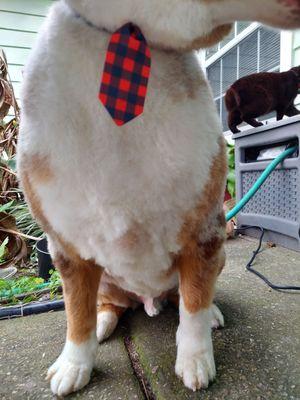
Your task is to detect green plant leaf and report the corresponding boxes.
[226,142,236,199]
[7,157,17,172]
[0,237,9,261]
[227,170,236,183]
[0,201,14,213]
[227,181,235,198]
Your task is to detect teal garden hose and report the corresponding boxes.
[226,145,298,222]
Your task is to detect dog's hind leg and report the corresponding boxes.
[97,273,135,342]
[46,250,102,397]
[97,303,126,342]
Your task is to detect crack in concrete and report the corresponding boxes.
[123,335,156,400]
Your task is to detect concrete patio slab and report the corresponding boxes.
[0,312,143,400]
[130,237,300,400]
[0,237,299,399]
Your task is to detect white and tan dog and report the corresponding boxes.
[17,0,300,396]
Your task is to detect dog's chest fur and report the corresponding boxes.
[18,2,223,297]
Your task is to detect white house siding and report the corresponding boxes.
[0,0,54,102]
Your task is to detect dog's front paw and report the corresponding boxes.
[176,308,216,392]
[47,336,97,396]
[47,356,92,397]
[175,347,216,391]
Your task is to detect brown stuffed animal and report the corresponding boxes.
[225,66,300,133]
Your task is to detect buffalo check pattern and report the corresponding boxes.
[99,23,151,126]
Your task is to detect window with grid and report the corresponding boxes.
[206,26,281,131]
[205,22,251,60]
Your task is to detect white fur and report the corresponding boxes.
[97,310,119,343]
[176,301,215,391]
[47,332,98,397]
[18,1,222,299]
[210,303,225,329]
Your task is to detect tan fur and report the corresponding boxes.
[55,253,102,343]
[23,154,54,184]
[188,24,233,51]
[19,170,53,235]
[115,228,139,250]
[176,138,227,313]
[98,272,137,309]
[98,303,126,318]
[156,23,233,52]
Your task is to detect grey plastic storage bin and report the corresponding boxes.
[234,115,300,252]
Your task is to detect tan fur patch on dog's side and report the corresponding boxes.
[176,138,227,313]
[20,170,53,235]
[24,154,54,184]
[179,138,227,239]
[20,169,82,261]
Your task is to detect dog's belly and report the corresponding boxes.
[18,3,223,298]
[27,118,220,297]
[29,115,220,297]
[39,158,193,297]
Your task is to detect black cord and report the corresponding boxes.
[236,226,300,292]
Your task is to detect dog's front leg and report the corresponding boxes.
[46,249,102,397]
[175,242,225,391]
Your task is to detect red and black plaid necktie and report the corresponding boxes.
[99,23,151,126]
